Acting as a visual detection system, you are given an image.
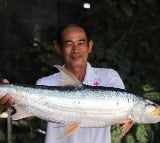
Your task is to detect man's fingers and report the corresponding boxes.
[0,94,11,104]
[0,79,13,107]
[2,79,9,84]
[7,98,15,106]
[0,94,14,105]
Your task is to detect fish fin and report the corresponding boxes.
[59,125,80,139]
[120,119,134,139]
[12,104,33,120]
[54,65,81,86]
[0,112,8,118]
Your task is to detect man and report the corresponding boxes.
[0,24,125,143]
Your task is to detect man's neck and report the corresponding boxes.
[65,65,87,82]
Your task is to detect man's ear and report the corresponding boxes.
[88,40,93,53]
[54,42,62,55]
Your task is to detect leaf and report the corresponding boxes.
[120,1,133,16]
[135,125,152,143]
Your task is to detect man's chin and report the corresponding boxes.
[69,62,85,68]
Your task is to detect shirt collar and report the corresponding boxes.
[62,62,95,85]
[83,62,95,85]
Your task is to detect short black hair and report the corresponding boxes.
[56,23,91,47]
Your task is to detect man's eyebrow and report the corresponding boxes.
[63,40,72,44]
[78,39,87,42]
[63,39,87,43]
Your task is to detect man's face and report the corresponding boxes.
[59,26,93,69]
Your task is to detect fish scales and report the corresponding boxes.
[0,84,142,127]
[0,82,160,139]
[0,64,160,139]
[1,65,159,138]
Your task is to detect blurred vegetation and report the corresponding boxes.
[0,0,160,143]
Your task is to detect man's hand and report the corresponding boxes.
[0,79,15,107]
[0,94,15,106]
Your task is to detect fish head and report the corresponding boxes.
[131,100,160,124]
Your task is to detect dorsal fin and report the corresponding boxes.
[54,65,81,86]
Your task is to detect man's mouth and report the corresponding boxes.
[71,55,82,59]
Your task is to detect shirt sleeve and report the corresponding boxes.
[96,68,125,89]
[35,72,61,86]
[106,69,125,89]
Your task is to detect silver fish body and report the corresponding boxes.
[0,83,159,128]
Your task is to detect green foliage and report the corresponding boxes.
[0,129,5,142]
[12,118,46,143]
[135,125,152,143]
[111,125,121,143]
[123,133,136,143]
[143,84,160,102]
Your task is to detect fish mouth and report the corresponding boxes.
[146,107,160,116]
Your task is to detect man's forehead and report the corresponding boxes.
[62,26,87,40]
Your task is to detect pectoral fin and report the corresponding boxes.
[59,125,80,139]
[12,104,33,120]
[120,119,134,139]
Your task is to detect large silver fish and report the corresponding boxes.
[0,65,160,138]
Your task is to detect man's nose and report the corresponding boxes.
[72,44,79,53]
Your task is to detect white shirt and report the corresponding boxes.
[36,63,125,143]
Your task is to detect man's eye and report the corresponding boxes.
[79,41,86,45]
[64,42,73,47]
